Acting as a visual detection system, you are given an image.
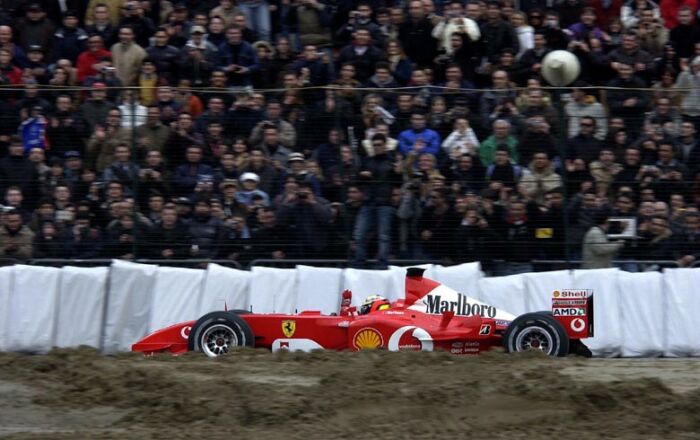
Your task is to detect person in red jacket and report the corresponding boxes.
[0,48,23,85]
[661,0,698,28]
[76,34,112,83]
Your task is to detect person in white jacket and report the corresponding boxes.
[442,117,480,158]
[620,0,660,29]
[432,0,480,55]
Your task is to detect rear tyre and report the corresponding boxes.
[504,312,569,357]
[188,311,255,357]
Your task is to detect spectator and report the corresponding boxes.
[432,0,481,55]
[17,4,55,59]
[236,172,269,207]
[135,106,170,154]
[589,148,623,196]
[147,205,189,258]
[172,146,214,196]
[398,113,441,156]
[520,151,563,203]
[0,209,35,259]
[218,26,258,87]
[249,100,296,149]
[442,117,480,158]
[186,197,222,258]
[607,63,651,136]
[86,107,132,172]
[336,28,385,83]
[76,35,111,84]
[480,0,519,62]
[84,4,117,46]
[110,25,146,86]
[277,181,331,257]
[675,56,700,128]
[398,0,437,68]
[352,134,401,268]
[480,119,519,165]
[146,28,180,85]
[582,211,624,268]
[102,144,140,191]
[417,187,460,259]
[673,211,700,266]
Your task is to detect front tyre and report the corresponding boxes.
[188,311,255,357]
[504,312,569,357]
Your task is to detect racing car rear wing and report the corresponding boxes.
[551,290,594,339]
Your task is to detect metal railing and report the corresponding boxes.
[247,259,441,269]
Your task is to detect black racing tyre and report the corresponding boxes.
[188,311,255,357]
[503,312,570,357]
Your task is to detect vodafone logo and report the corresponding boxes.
[388,326,434,351]
[570,318,586,333]
[180,326,191,340]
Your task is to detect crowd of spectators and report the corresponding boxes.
[0,0,698,272]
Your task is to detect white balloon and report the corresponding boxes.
[541,50,581,87]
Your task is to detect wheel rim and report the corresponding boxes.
[514,326,554,355]
[201,324,239,357]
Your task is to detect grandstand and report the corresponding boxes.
[0,0,698,274]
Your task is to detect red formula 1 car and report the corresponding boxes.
[133,268,593,357]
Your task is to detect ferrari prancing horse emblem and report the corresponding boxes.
[282,320,296,337]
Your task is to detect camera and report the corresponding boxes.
[297,191,308,200]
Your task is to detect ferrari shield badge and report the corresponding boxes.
[282,320,296,338]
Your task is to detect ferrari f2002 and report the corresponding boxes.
[133,268,593,357]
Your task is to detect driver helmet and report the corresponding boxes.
[360,294,391,315]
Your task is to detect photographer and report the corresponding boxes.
[582,211,624,269]
[146,205,189,259]
[276,181,332,258]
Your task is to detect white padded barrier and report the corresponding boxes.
[523,270,572,312]
[249,266,298,313]
[617,271,664,357]
[342,268,397,307]
[6,265,61,353]
[55,266,108,349]
[6,262,700,357]
[663,268,700,357]
[199,263,250,314]
[0,266,13,351]
[296,266,343,314]
[102,260,158,353]
[574,268,623,357]
[478,274,528,317]
[148,266,206,333]
[433,262,484,300]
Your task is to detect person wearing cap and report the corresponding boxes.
[52,10,89,64]
[25,44,48,82]
[236,172,270,207]
[17,4,55,59]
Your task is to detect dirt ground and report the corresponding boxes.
[1,348,700,440]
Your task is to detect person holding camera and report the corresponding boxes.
[217,26,259,87]
[582,211,625,269]
[276,181,332,258]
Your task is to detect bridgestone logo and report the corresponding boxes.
[424,293,497,318]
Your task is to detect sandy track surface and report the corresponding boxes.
[0,348,699,439]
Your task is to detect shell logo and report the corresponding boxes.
[553,290,560,298]
[353,328,384,350]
